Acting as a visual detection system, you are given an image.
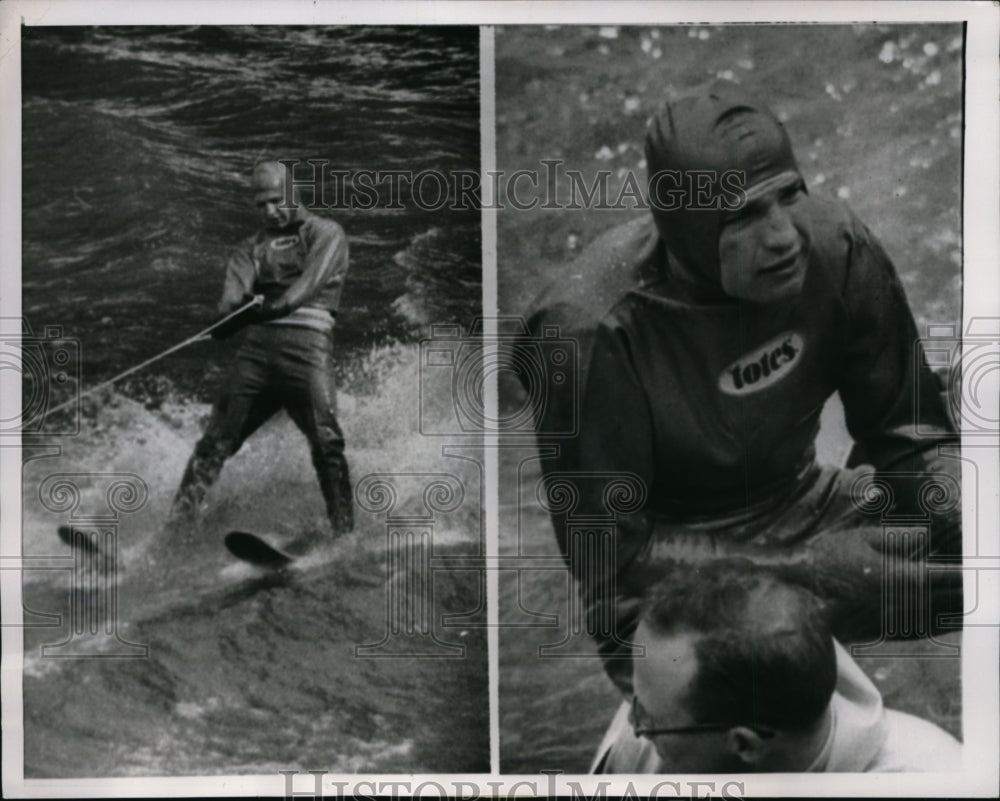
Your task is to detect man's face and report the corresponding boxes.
[255,183,297,231]
[717,171,811,304]
[631,624,742,773]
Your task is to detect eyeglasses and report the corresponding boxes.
[630,695,775,738]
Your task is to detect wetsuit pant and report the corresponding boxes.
[590,462,964,695]
[170,324,354,534]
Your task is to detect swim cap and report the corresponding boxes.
[252,161,289,197]
[645,84,802,293]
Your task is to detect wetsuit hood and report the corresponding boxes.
[252,161,288,196]
[645,84,802,298]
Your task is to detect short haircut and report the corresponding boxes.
[639,563,837,731]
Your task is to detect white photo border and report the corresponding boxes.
[1,1,997,798]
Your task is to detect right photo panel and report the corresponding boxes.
[497,24,965,775]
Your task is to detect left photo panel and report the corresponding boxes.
[16,25,486,776]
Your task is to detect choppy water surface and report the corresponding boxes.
[23,25,481,399]
[20,26,486,777]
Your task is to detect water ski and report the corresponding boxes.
[223,531,294,568]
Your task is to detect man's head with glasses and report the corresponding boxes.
[629,564,837,772]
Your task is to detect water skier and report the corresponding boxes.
[168,161,354,540]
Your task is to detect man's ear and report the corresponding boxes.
[727,726,769,767]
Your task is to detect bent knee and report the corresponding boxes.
[309,424,346,457]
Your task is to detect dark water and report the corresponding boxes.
[20,365,490,776]
[22,25,481,400]
[22,523,488,776]
[19,26,487,777]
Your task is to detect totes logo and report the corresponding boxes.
[719,332,805,395]
[269,235,299,250]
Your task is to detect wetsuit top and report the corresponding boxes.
[220,209,349,332]
[526,195,956,577]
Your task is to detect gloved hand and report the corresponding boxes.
[254,298,291,322]
[210,296,266,340]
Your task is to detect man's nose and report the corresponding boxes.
[762,206,799,250]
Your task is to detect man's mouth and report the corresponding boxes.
[760,251,801,275]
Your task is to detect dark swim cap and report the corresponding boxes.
[645,84,801,292]
[252,161,288,195]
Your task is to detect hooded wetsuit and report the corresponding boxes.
[220,210,349,331]
[525,86,961,692]
[171,208,354,535]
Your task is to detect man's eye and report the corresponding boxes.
[723,206,760,227]
[779,186,804,205]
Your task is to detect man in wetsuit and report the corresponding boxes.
[526,85,962,693]
[169,160,353,537]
